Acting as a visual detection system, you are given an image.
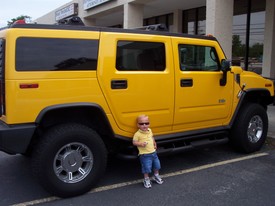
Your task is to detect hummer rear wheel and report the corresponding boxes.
[31,123,107,197]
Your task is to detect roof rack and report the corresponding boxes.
[135,24,168,31]
[57,16,84,26]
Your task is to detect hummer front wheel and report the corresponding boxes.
[230,103,268,153]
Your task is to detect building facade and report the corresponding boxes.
[35,0,275,79]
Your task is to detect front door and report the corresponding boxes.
[172,37,234,131]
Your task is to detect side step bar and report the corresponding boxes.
[157,137,228,156]
[116,131,229,160]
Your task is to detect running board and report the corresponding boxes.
[157,137,228,156]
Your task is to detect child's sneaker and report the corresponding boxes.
[143,178,152,188]
[152,174,164,184]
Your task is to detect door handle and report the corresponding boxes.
[111,80,128,89]
[180,79,193,87]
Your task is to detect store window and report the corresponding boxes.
[232,0,265,73]
[182,7,206,35]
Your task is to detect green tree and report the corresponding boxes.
[232,35,245,57]
[249,43,263,59]
[7,15,31,26]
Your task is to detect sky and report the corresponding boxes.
[1,0,71,28]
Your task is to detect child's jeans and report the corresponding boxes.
[139,151,161,174]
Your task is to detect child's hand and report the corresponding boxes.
[154,142,157,149]
[141,142,147,147]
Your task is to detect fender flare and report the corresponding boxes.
[229,88,272,128]
[35,102,115,137]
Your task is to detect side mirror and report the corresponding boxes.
[220,59,231,86]
[221,59,231,72]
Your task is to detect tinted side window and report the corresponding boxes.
[116,41,165,71]
[16,37,99,71]
[0,39,4,76]
[179,45,219,71]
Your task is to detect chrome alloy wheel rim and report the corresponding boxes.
[54,142,93,183]
[247,115,263,143]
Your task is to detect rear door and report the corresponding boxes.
[98,32,174,135]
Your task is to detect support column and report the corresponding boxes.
[173,10,182,33]
[123,3,143,29]
[262,0,275,78]
[206,0,234,59]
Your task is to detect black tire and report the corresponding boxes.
[230,103,268,153]
[31,123,107,197]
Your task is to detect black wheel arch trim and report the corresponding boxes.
[35,102,115,138]
[229,88,272,128]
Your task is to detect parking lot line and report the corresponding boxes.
[12,152,268,206]
[161,152,268,178]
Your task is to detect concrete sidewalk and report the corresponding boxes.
[268,105,275,139]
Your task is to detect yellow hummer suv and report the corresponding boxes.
[0,21,274,197]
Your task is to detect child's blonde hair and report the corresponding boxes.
[137,114,149,123]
